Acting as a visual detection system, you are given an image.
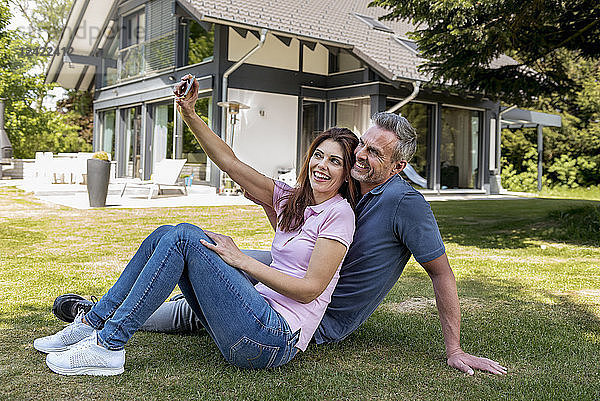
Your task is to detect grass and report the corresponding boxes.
[0,186,599,400]
[538,185,600,201]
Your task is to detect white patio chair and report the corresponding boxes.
[120,158,188,199]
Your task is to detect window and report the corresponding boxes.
[182,97,212,182]
[393,36,419,54]
[100,110,116,160]
[300,101,326,164]
[388,100,432,188]
[124,107,142,178]
[187,19,214,64]
[151,97,212,183]
[352,13,394,33]
[328,48,362,74]
[122,9,145,48]
[118,0,177,81]
[102,30,119,87]
[120,8,146,80]
[145,0,176,72]
[441,107,481,189]
[333,98,370,136]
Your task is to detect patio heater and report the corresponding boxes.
[0,98,13,178]
[216,100,250,194]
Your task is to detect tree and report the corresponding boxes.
[371,0,600,104]
[0,4,90,158]
[501,54,600,190]
[8,0,72,53]
[56,89,94,145]
[0,3,10,35]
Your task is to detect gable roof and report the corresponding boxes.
[47,0,517,89]
[181,0,427,82]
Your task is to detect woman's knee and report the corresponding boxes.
[172,223,210,242]
[140,225,175,249]
[150,225,175,238]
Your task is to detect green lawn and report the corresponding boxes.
[0,186,599,400]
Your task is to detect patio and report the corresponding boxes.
[1,179,256,209]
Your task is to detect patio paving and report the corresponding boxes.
[2,179,255,209]
[0,178,529,209]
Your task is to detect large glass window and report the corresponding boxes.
[333,98,370,136]
[100,110,116,160]
[152,103,173,170]
[187,20,214,64]
[144,0,176,73]
[103,31,119,87]
[182,97,211,182]
[300,101,325,164]
[122,9,145,48]
[118,0,177,81]
[388,100,432,188]
[120,8,146,80]
[124,107,142,178]
[441,107,481,189]
[151,97,211,183]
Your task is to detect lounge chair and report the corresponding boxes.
[120,158,188,199]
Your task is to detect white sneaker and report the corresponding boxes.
[46,331,125,376]
[33,310,94,353]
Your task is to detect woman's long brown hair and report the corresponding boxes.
[277,128,359,232]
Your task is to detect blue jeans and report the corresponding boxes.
[85,223,299,369]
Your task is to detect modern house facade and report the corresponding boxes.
[46,0,559,192]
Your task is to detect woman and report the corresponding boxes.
[33,75,360,375]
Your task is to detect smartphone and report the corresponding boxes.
[174,76,195,99]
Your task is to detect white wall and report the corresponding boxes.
[229,29,300,71]
[227,89,298,178]
[303,43,328,75]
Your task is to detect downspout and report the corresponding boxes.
[386,81,421,114]
[220,28,268,146]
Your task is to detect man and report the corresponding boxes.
[55,112,506,375]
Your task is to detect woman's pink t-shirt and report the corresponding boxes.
[255,181,355,351]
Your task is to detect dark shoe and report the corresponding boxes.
[52,294,96,323]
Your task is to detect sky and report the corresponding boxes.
[8,2,67,110]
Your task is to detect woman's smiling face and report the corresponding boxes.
[308,139,346,204]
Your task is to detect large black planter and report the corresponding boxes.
[87,159,110,207]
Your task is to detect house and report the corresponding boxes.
[46,0,560,193]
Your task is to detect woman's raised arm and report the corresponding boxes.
[175,76,274,206]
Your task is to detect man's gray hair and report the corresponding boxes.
[371,112,417,163]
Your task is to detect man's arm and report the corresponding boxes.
[421,253,507,375]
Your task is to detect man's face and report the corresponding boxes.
[351,125,405,193]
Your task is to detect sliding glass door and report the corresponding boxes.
[123,106,142,178]
[441,107,481,189]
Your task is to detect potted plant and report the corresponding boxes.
[87,151,110,207]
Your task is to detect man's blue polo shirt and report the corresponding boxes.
[314,174,445,343]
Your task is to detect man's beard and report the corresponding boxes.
[351,166,387,184]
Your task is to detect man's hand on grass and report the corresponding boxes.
[447,351,507,376]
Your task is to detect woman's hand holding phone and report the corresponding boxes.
[174,75,199,117]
